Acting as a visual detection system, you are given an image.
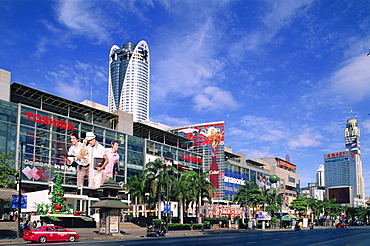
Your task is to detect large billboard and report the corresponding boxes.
[224,170,248,195]
[327,186,353,204]
[176,122,224,189]
[345,135,361,155]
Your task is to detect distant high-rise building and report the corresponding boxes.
[324,151,356,196]
[108,40,150,122]
[344,118,365,199]
[323,118,366,204]
[316,164,325,187]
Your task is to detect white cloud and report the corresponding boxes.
[151,114,193,128]
[230,0,314,56]
[55,0,111,43]
[151,13,237,113]
[193,86,238,112]
[229,115,324,154]
[329,55,370,101]
[361,119,370,134]
[288,131,322,149]
[45,61,107,102]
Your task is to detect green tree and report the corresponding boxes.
[0,152,17,189]
[184,171,214,224]
[321,198,342,218]
[124,172,149,217]
[264,189,284,223]
[51,173,64,212]
[306,197,323,222]
[289,197,308,217]
[234,181,265,218]
[144,158,178,220]
[172,172,195,224]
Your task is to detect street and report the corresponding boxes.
[7,226,370,246]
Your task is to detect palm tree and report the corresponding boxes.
[172,172,194,224]
[307,197,321,223]
[174,171,214,224]
[264,189,283,214]
[193,171,215,224]
[145,158,178,220]
[289,196,309,217]
[234,181,265,219]
[124,172,147,217]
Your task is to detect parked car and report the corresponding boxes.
[23,225,79,243]
[357,221,365,226]
[336,222,348,228]
[147,222,167,237]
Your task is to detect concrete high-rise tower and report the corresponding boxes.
[316,164,325,187]
[108,40,150,122]
[344,118,365,200]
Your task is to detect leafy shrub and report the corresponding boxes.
[152,219,164,223]
[168,223,201,227]
[45,216,60,221]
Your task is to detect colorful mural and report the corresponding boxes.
[177,123,224,189]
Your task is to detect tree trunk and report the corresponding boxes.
[157,191,162,219]
[197,196,202,224]
[179,199,184,224]
[135,196,138,217]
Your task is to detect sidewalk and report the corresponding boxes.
[0,221,211,244]
[0,221,319,244]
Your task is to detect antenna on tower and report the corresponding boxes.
[350,108,353,118]
[90,85,92,101]
[285,154,291,162]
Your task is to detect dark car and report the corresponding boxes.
[23,225,79,243]
[147,222,167,237]
[336,222,348,228]
[357,221,365,226]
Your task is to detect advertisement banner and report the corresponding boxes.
[11,195,27,209]
[224,170,248,195]
[109,209,120,233]
[176,123,224,189]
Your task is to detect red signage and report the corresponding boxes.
[24,112,75,131]
[327,152,345,158]
[181,153,202,164]
[279,159,296,170]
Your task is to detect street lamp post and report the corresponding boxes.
[165,167,169,225]
[202,197,208,231]
[17,141,26,238]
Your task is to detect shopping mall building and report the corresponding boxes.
[0,68,300,218]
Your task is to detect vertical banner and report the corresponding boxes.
[11,195,27,209]
[109,209,119,233]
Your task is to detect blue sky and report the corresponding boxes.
[1,0,370,195]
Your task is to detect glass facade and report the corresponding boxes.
[0,98,199,191]
[18,105,127,186]
[324,151,356,196]
[0,100,17,154]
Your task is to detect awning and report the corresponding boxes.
[90,197,130,209]
[281,214,298,221]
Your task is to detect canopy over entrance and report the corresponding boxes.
[281,214,298,221]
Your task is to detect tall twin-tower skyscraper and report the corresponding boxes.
[108,40,150,122]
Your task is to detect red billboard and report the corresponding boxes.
[176,122,224,189]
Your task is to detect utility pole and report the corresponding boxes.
[17,141,26,238]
